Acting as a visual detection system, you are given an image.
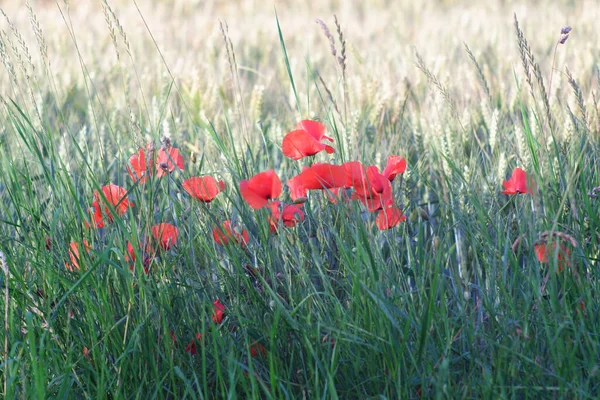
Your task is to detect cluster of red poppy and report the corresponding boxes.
[242,120,409,231]
[68,120,409,274]
[65,137,569,273]
[68,142,184,271]
[63,121,574,358]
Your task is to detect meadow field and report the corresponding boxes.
[0,0,599,398]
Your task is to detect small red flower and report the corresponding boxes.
[347,163,392,198]
[66,240,91,272]
[534,241,571,271]
[125,241,152,274]
[126,241,136,267]
[239,170,282,209]
[86,184,133,229]
[282,120,335,160]
[170,330,177,343]
[183,176,225,203]
[250,342,267,357]
[151,223,179,250]
[212,299,225,324]
[156,147,184,177]
[375,206,406,230]
[45,236,52,251]
[287,163,348,200]
[267,201,305,232]
[95,184,133,219]
[502,167,533,195]
[382,156,407,182]
[128,147,153,183]
[344,162,394,212]
[185,333,203,355]
[86,200,105,229]
[212,220,250,246]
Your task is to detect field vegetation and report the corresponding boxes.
[0,0,599,398]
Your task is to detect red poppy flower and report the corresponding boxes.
[298,120,334,142]
[169,330,177,343]
[212,220,249,246]
[86,200,105,229]
[250,342,267,357]
[344,162,394,212]
[126,241,136,268]
[185,333,203,355]
[151,223,179,250]
[45,237,52,251]
[535,241,571,271]
[66,240,91,272]
[125,241,152,274]
[345,163,391,199]
[502,167,533,195]
[375,206,406,230]
[282,120,335,160]
[239,170,282,209]
[287,163,348,200]
[212,299,225,324]
[128,147,153,183]
[382,156,407,182]
[183,176,225,203]
[94,184,133,219]
[156,147,184,177]
[267,201,305,232]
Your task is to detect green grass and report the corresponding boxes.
[1,1,600,398]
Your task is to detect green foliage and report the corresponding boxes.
[0,1,599,398]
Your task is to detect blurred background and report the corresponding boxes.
[0,0,597,158]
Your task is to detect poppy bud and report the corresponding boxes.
[418,207,429,221]
[190,152,197,163]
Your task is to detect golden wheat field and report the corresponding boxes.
[1,1,598,151]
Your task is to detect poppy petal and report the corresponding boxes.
[128,148,152,183]
[382,156,407,182]
[287,163,348,200]
[156,147,184,177]
[212,299,225,324]
[240,170,282,209]
[501,167,533,195]
[151,223,179,250]
[282,130,335,160]
[376,206,406,230]
[296,119,328,141]
[183,176,224,202]
[212,220,249,246]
